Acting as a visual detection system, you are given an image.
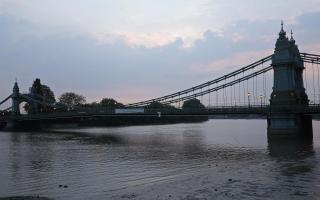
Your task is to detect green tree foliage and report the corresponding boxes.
[182,99,205,110]
[100,98,124,108]
[59,92,86,109]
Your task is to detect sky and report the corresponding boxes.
[0,0,320,104]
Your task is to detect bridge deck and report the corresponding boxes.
[6,104,320,121]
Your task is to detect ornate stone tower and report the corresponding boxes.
[270,22,308,106]
[268,22,312,138]
[12,81,20,116]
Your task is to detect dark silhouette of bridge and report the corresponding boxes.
[1,24,320,138]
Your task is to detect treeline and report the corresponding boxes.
[23,78,205,113]
[24,79,126,112]
[82,98,125,108]
[145,99,205,110]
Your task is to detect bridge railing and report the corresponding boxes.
[144,105,320,115]
[207,105,270,114]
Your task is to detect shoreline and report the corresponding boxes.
[1,115,209,131]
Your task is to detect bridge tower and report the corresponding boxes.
[12,81,21,116]
[268,22,312,138]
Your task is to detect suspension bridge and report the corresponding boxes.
[1,24,320,138]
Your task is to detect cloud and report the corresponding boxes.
[2,0,320,48]
[190,49,273,74]
[0,11,319,104]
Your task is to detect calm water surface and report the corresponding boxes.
[0,119,320,199]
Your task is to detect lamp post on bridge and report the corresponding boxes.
[259,94,264,108]
[247,92,251,107]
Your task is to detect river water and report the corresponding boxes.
[0,119,320,200]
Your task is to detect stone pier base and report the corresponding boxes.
[267,114,313,139]
[5,119,42,131]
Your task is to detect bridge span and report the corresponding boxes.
[1,23,320,138]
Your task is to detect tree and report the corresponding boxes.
[59,92,86,109]
[100,98,124,108]
[182,99,205,110]
[83,101,100,107]
[40,84,56,112]
[145,101,165,109]
[145,101,177,110]
[24,78,56,113]
[41,84,56,103]
[31,78,43,96]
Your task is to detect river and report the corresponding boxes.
[0,119,319,199]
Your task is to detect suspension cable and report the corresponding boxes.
[126,55,273,107]
[222,81,225,106]
[256,74,258,105]
[231,77,233,105]
[238,74,241,105]
[246,78,249,105]
[305,63,308,92]
[0,94,12,106]
[233,76,236,105]
[216,89,219,107]
[243,72,245,105]
[208,85,211,107]
[127,53,320,106]
[160,66,272,105]
[312,62,316,103]
[263,72,266,104]
[318,58,320,104]
[301,53,320,64]
[124,52,320,107]
[200,88,203,104]
[224,78,227,106]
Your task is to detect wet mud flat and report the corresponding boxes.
[108,159,319,200]
[0,197,53,200]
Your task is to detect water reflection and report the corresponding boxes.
[267,137,318,199]
[9,132,56,193]
[268,138,315,176]
[268,138,314,159]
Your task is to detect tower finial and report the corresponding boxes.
[279,20,286,38]
[290,29,295,43]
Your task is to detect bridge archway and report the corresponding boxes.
[11,82,40,116]
[19,101,30,115]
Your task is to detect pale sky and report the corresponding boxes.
[0,0,320,104]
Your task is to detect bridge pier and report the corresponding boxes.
[5,119,42,131]
[267,114,312,139]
